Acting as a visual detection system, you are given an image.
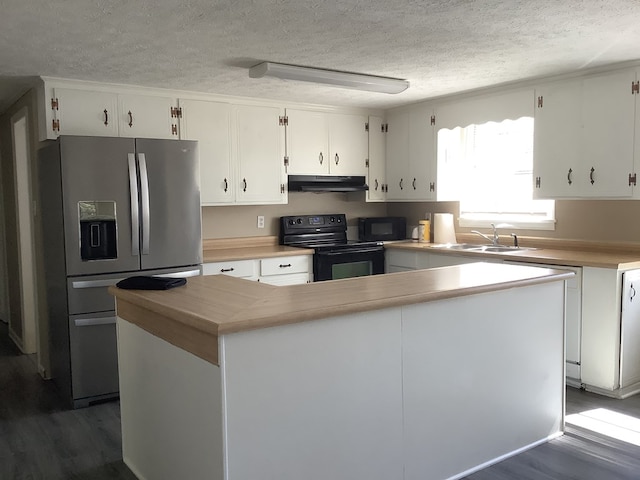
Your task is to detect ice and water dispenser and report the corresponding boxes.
[78,201,117,261]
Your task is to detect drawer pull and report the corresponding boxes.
[279,263,292,268]
[220,267,235,273]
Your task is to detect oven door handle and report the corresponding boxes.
[317,247,384,256]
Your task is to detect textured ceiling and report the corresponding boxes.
[2,0,640,114]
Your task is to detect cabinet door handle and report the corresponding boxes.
[243,178,247,192]
[412,177,417,190]
[104,109,109,126]
[335,153,339,165]
[319,152,323,165]
[590,167,595,185]
[631,284,636,302]
[128,110,133,127]
[223,178,228,192]
[220,267,235,273]
[279,264,292,268]
[399,178,403,190]
[567,168,573,185]
[374,179,379,191]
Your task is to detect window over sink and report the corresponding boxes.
[437,116,555,230]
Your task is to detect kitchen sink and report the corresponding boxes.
[430,243,537,253]
[430,243,484,250]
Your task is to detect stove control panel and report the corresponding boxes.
[280,214,348,243]
[283,214,345,230]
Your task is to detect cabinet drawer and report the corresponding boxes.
[260,256,310,276]
[202,260,257,278]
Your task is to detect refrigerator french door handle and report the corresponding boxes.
[128,153,140,256]
[138,153,151,255]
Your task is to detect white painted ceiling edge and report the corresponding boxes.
[1,0,640,114]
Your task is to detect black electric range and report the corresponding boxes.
[280,214,385,281]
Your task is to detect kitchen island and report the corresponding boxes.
[110,263,572,480]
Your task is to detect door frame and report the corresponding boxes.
[10,106,38,355]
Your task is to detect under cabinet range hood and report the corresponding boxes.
[288,175,368,192]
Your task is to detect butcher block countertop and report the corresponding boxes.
[203,236,313,263]
[386,237,640,270]
[110,262,572,365]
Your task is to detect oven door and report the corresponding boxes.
[314,246,385,282]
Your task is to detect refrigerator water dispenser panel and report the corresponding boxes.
[79,201,117,261]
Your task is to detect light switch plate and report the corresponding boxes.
[257,215,265,228]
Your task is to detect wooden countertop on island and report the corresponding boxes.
[110,263,573,365]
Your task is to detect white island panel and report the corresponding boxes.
[117,319,224,480]
[220,308,404,480]
[402,283,565,480]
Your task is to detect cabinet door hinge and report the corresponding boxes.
[171,107,183,118]
[284,156,289,167]
[630,173,637,186]
[51,97,59,110]
[429,182,435,192]
[52,119,60,132]
[381,123,388,133]
[430,115,436,126]
[535,176,541,188]
[365,122,369,132]
[537,96,544,108]
[365,158,370,168]
[632,81,640,95]
[281,184,286,194]
[279,115,288,126]
[171,124,178,136]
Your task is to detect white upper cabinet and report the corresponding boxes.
[367,116,387,202]
[385,104,436,201]
[50,87,119,137]
[385,110,410,200]
[582,69,635,197]
[285,109,368,176]
[533,69,638,199]
[40,79,179,140]
[179,99,233,205]
[328,113,368,176]
[285,109,328,175]
[118,94,178,140]
[533,78,584,198]
[235,104,287,204]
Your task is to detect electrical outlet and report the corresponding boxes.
[257,215,265,229]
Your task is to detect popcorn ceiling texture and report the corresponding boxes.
[1,0,640,112]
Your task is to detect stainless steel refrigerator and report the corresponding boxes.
[39,136,202,408]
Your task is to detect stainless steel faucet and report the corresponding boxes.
[471,223,500,245]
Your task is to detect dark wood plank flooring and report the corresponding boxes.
[0,321,136,480]
[3,320,640,479]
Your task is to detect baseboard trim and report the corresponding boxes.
[446,432,564,480]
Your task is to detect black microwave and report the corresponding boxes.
[358,217,406,241]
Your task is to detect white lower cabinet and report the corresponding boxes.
[505,261,583,385]
[203,255,311,285]
[385,248,499,272]
[202,259,258,280]
[581,267,640,397]
[258,255,312,285]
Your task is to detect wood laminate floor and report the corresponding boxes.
[0,321,136,480]
[2,320,640,480]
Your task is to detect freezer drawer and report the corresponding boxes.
[69,312,119,405]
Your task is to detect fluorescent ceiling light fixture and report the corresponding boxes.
[249,62,409,94]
